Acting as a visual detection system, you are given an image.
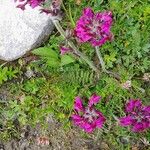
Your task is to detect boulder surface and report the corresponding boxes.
[0,0,53,61]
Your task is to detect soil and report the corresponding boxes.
[0,115,110,150]
[0,118,149,150]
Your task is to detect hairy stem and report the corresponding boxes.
[95,46,120,80]
[52,20,99,73]
[95,46,107,72]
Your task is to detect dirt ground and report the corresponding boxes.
[0,117,149,150]
[0,115,110,150]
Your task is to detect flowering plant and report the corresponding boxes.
[15,0,45,10]
[15,0,120,79]
[119,99,150,132]
[75,8,113,47]
[72,94,106,133]
[13,1,150,136]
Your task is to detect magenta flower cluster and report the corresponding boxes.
[72,94,106,133]
[15,0,45,10]
[15,1,150,133]
[120,99,150,132]
[75,8,113,47]
[72,95,150,133]
[15,2,113,53]
[60,8,113,54]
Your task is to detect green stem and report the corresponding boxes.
[62,2,76,27]
[68,4,75,27]
[95,46,107,72]
[52,20,99,73]
[95,46,120,80]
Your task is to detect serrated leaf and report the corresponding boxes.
[61,55,75,66]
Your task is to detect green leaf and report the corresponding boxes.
[61,55,75,66]
[143,44,150,52]
[32,47,58,59]
[46,58,60,67]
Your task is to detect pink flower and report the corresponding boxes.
[75,8,113,47]
[119,99,150,132]
[60,46,71,55]
[15,0,62,18]
[15,0,45,10]
[72,94,106,133]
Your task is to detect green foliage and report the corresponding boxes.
[0,0,150,149]
[0,64,19,85]
[61,65,95,86]
[32,46,75,67]
[32,47,59,58]
[101,0,150,74]
[23,78,44,94]
[61,55,75,66]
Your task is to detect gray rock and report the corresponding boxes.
[0,0,54,61]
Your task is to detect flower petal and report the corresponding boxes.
[119,116,133,126]
[75,8,113,47]
[142,121,150,129]
[100,11,112,22]
[95,113,106,128]
[143,106,150,120]
[88,94,101,107]
[83,7,94,19]
[72,116,95,133]
[143,106,150,112]
[81,121,94,133]
[16,0,45,9]
[132,122,146,132]
[71,114,83,126]
[74,97,84,112]
[125,99,142,113]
